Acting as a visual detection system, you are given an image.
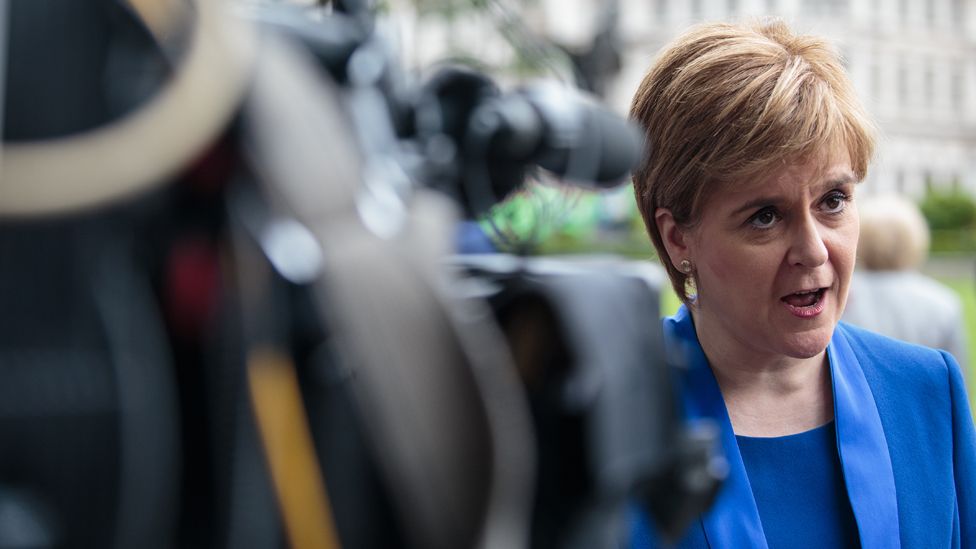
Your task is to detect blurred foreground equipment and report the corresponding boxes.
[0,1,723,548]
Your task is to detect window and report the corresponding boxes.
[898,0,910,27]
[897,60,909,106]
[951,62,964,110]
[870,0,882,31]
[924,58,935,109]
[655,0,667,20]
[802,0,847,17]
[870,62,882,103]
[951,0,964,29]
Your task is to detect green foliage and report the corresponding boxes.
[920,189,976,253]
[481,182,659,257]
[481,182,586,254]
[930,230,976,253]
[660,283,682,317]
[919,188,976,231]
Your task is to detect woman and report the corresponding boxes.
[627,20,976,548]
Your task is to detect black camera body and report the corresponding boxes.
[0,2,722,548]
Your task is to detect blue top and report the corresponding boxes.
[736,422,860,549]
[628,305,976,548]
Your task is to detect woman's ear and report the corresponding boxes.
[655,207,692,270]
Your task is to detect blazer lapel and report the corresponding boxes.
[665,307,767,548]
[828,327,901,549]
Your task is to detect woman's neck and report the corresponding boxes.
[692,314,834,437]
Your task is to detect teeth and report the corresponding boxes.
[783,289,821,308]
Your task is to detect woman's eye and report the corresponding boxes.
[749,208,780,229]
[821,191,849,214]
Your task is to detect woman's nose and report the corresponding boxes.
[787,215,829,268]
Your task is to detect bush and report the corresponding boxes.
[929,229,976,253]
[919,189,976,231]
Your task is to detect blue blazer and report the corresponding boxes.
[631,306,976,548]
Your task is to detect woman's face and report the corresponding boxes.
[674,149,858,362]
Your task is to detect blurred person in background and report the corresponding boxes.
[626,19,976,548]
[843,193,969,372]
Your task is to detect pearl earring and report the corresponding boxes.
[679,259,692,274]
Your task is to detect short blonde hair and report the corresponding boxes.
[629,19,876,304]
[857,193,930,271]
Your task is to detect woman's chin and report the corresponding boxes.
[779,328,833,359]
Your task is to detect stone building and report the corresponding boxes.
[592,0,976,196]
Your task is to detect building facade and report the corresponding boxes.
[599,0,976,197]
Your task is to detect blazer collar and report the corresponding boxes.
[664,306,900,548]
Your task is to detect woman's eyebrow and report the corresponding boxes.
[730,195,783,217]
[818,173,857,190]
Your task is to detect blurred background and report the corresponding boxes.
[391,0,976,396]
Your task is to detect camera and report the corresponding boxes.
[0,1,722,548]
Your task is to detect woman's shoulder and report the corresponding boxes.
[837,320,950,362]
[835,321,961,399]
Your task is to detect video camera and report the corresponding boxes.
[0,1,722,548]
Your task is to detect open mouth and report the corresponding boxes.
[780,288,827,317]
